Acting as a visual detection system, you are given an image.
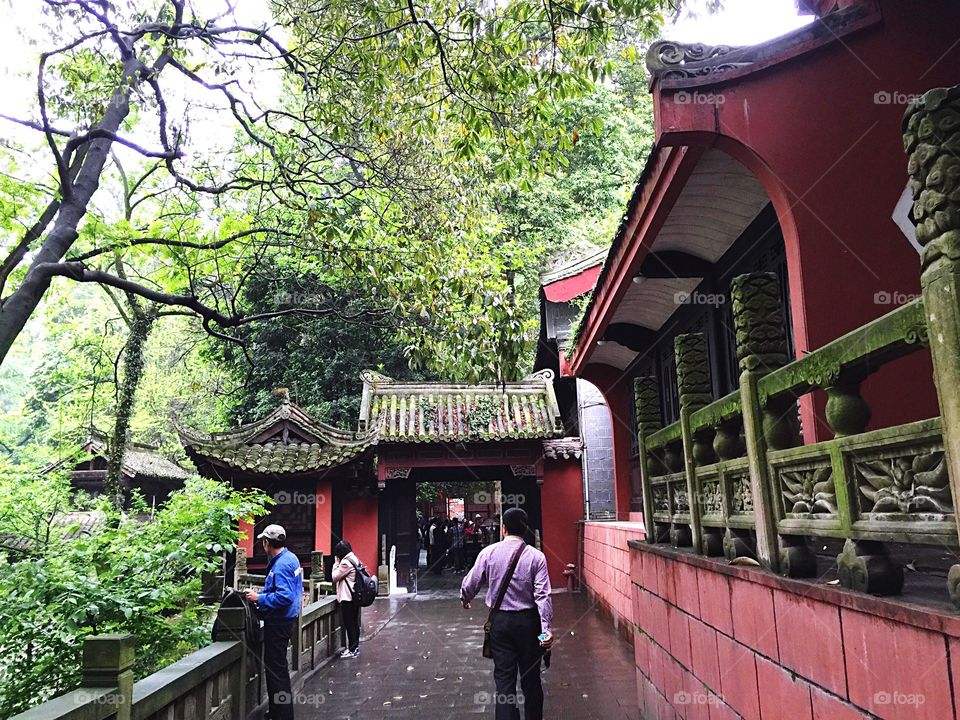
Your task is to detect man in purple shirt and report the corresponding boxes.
[460,507,554,720]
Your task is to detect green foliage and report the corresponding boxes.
[0,473,269,718]
[215,264,423,428]
[416,480,496,506]
[467,395,499,435]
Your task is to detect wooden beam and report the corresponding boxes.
[638,251,713,279]
[602,322,658,351]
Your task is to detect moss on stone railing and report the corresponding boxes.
[632,272,947,600]
[758,299,928,404]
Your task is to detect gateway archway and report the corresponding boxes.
[378,461,545,595]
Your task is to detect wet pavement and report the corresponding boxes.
[297,587,639,719]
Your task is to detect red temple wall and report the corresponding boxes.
[239,518,254,557]
[632,543,960,720]
[653,0,959,441]
[581,521,646,644]
[342,494,379,570]
[540,458,585,589]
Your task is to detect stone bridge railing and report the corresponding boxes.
[635,84,960,606]
[12,596,343,720]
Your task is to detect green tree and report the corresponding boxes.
[0,0,671,378]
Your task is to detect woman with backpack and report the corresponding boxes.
[332,540,362,658]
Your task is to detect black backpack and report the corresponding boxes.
[347,557,378,607]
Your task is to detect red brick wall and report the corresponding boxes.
[632,543,960,720]
[581,521,646,641]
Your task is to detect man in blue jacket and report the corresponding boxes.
[245,524,303,720]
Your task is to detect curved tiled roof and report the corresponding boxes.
[176,398,377,475]
[182,439,371,474]
[358,369,564,442]
[178,372,566,476]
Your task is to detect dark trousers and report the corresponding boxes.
[452,546,465,570]
[431,547,446,574]
[262,620,295,720]
[490,608,543,720]
[341,600,361,652]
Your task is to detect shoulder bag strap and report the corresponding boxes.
[486,542,527,626]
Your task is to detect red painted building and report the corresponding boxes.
[567,0,959,518]
[566,2,960,718]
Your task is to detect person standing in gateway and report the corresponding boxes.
[245,524,303,720]
[460,507,554,720]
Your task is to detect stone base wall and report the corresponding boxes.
[631,541,960,720]
[581,521,646,643]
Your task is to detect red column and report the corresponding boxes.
[314,479,333,553]
[540,458,584,588]
[342,495,379,570]
[238,517,254,557]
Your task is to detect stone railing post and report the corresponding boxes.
[378,534,390,596]
[675,333,712,551]
[905,84,960,605]
[213,607,249,720]
[200,555,224,605]
[633,377,666,542]
[731,273,807,574]
[309,551,324,601]
[81,635,135,720]
[234,547,248,588]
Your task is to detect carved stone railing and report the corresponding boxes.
[635,279,956,602]
[12,597,344,720]
[635,277,945,594]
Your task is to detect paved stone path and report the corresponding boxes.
[297,588,639,719]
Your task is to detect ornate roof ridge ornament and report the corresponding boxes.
[646,3,881,86]
[645,40,754,82]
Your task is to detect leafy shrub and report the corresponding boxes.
[0,474,268,718]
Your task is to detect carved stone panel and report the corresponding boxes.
[652,484,671,517]
[779,464,837,517]
[701,479,723,516]
[510,464,537,477]
[673,485,690,516]
[855,448,951,520]
[729,474,754,515]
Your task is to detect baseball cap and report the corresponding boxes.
[256,524,286,541]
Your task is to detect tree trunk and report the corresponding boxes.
[104,310,154,508]
[0,52,147,367]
